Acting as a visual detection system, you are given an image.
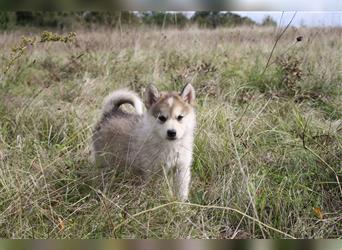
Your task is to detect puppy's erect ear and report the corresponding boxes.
[144,84,159,109]
[180,84,195,105]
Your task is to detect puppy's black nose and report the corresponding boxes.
[167,129,177,139]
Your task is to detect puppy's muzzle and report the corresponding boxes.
[167,129,177,140]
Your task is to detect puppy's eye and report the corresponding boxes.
[158,115,167,123]
[177,115,184,121]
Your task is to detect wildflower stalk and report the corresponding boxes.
[3,31,76,75]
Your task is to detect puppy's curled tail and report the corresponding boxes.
[102,89,144,116]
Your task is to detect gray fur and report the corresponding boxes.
[91,85,196,201]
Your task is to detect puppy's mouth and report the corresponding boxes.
[166,137,177,141]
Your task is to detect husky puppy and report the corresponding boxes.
[91,84,196,201]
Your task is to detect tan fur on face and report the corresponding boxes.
[146,92,194,141]
[150,92,192,119]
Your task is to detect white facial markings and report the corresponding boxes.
[166,97,174,107]
[151,95,190,140]
[171,105,183,120]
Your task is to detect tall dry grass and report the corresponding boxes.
[0,26,341,238]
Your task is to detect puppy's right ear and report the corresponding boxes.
[144,84,159,109]
[180,83,195,105]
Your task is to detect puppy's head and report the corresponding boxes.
[144,84,196,141]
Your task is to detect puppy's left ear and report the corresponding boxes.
[144,83,159,109]
[180,84,195,105]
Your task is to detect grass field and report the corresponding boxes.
[0,26,341,238]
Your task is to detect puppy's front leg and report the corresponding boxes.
[174,162,191,201]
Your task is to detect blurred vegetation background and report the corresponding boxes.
[0,11,278,30]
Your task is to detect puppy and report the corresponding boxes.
[91,84,196,201]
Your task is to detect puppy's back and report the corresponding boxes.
[91,89,144,169]
[92,111,140,168]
